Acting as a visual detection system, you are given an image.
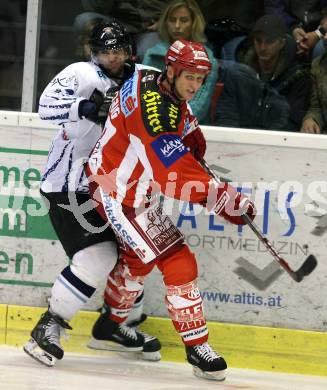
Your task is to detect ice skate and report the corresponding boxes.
[186,342,227,381]
[125,312,147,328]
[23,310,72,367]
[87,309,161,361]
[135,329,161,361]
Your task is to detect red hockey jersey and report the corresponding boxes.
[87,69,214,208]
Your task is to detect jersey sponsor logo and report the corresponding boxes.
[187,288,201,300]
[168,103,179,130]
[140,206,183,253]
[182,326,207,340]
[125,96,135,112]
[50,75,76,88]
[142,90,163,134]
[141,74,155,83]
[140,78,181,136]
[110,96,120,119]
[151,134,187,168]
[121,75,138,117]
[101,192,139,249]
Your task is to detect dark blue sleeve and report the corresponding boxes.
[264,0,298,29]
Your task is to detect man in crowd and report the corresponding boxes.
[215,14,311,131]
[265,0,327,58]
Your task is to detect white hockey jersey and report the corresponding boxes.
[39,60,152,193]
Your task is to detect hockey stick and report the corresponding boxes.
[200,158,317,282]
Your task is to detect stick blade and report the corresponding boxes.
[293,255,318,282]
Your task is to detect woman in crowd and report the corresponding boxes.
[142,0,218,124]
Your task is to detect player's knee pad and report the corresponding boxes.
[71,241,118,288]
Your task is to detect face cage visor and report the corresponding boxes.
[91,42,131,56]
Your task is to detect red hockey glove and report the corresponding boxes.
[210,182,256,225]
[182,128,206,161]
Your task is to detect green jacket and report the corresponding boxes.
[303,52,327,133]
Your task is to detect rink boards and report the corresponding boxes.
[1,303,327,376]
[0,111,327,375]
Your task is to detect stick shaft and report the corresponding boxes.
[242,213,294,275]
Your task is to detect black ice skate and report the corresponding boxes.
[125,312,148,327]
[23,310,72,367]
[87,309,161,361]
[134,329,161,361]
[186,342,227,381]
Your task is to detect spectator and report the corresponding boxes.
[235,14,311,130]
[143,0,218,124]
[201,0,264,59]
[73,13,112,59]
[76,0,166,60]
[301,8,327,133]
[214,60,290,130]
[265,0,327,58]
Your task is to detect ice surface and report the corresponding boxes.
[1,346,327,390]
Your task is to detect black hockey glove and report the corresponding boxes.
[78,89,111,125]
[96,86,121,126]
[88,88,105,124]
[81,87,120,126]
[78,99,97,120]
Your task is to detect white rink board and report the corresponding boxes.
[145,140,327,331]
[0,112,326,331]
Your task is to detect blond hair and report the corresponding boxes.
[158,0,206,43]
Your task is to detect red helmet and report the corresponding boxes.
[165,39,212,77]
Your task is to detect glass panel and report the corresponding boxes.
[0,1,27,111]
[36,0,82,111]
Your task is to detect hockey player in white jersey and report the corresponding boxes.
[23,21,160,367]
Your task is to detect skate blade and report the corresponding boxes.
[142,350,161,362]
[23,338,57,367]
[87,337,143,352]
[192,366,226,381]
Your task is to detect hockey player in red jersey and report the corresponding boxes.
[86,39,255,381]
